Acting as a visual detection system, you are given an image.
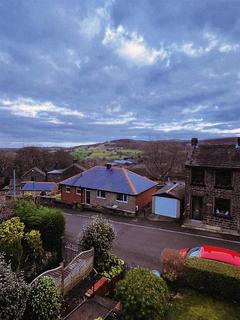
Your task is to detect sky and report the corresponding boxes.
[1,0,240,147]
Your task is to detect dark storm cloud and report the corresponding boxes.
[0,0,240,146]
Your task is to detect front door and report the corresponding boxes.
[85,190,91,204]
[191,196,203,220]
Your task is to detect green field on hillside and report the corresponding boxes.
[72,146,142,161]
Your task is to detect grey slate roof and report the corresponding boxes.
[153,181,185,200]
[22,181,57,192]
[22,167,46,177]
[47,163,85,175]
[186,144,240,169]
[60,166,157,195]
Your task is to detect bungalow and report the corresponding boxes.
[21,181,58,196]
[152,181,185,219]
[59,164,157,213]
[47,162,86,182]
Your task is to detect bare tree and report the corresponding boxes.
[50,150,74,169]
[143,141,186,181]
[0,152,15,186]
[14,147,49,176]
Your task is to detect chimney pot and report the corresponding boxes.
[191,138,198,147]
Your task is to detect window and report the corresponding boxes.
[187,247,201,258]
[97,190,106,198]
[116,193,128,202]
[214,198,231,217]
[191,168,205,185]
[76,187,81,195]
[215,170,232,189]
[66,186,71,193]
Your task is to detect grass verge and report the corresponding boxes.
[167,288,240,320]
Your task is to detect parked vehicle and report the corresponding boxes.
[179,245,240,267]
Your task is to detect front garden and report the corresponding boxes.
[0,202,239,320]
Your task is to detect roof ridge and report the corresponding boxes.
[122,168,137,194]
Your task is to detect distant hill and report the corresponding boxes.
[0,137,239,152]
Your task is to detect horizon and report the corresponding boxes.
[1,1,240,147]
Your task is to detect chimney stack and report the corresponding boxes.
[106,163,112,170]
[237,137,240,147]
[191,138,198,147]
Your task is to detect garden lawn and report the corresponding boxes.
[167,289,240,320]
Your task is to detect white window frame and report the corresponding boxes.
[76,187,81,195]
[97,190,106,199]
[116,193,128,203]
[66,186,71,193]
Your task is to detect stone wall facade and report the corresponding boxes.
[185,167,240,231]
[87,189,136,213]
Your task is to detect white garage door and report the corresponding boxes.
[154,197,180,218]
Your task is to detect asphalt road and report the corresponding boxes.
[64,211,240,270]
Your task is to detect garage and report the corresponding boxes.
[152,181,185,219]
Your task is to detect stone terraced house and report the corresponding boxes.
[184,138,240,234]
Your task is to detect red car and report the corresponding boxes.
[179,245,240,267]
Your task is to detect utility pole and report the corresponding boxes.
[13,167,16,199]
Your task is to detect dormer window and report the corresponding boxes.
[191,167,205,186]
[215,169,232,189]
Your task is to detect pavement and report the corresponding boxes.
[63,209,240,270]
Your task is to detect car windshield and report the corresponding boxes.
[188,247,201,257]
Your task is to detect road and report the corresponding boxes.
[64,211,240,270]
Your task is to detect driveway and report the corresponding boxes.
[64,210,240,270]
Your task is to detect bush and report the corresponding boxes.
[0,217,25,270]
[0,254,29,320]
[25,276,61,320]
[14,200,65,255]
[79,216,115,271]
[161,248,186,282]
[183,258,240,303]
[101,255,125,279]
[116,268,169,320]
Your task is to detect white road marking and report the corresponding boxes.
[64,212,240,244]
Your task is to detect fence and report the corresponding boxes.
[64,240,79,264]
[31,248,94,296]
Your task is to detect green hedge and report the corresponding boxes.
[14,200,65,255]
[183,258,240,303]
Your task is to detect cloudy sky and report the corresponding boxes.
[1,0,240,147]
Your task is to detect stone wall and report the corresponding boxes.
[87,189,136,213]
[185,167,240,231]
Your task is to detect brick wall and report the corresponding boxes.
[136,186,157,209]
[185,167,240,231]
[61,185,83,203]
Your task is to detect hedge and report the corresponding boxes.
[14,200,65,255]
[183,258,240,303]
[116,268,169,320]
